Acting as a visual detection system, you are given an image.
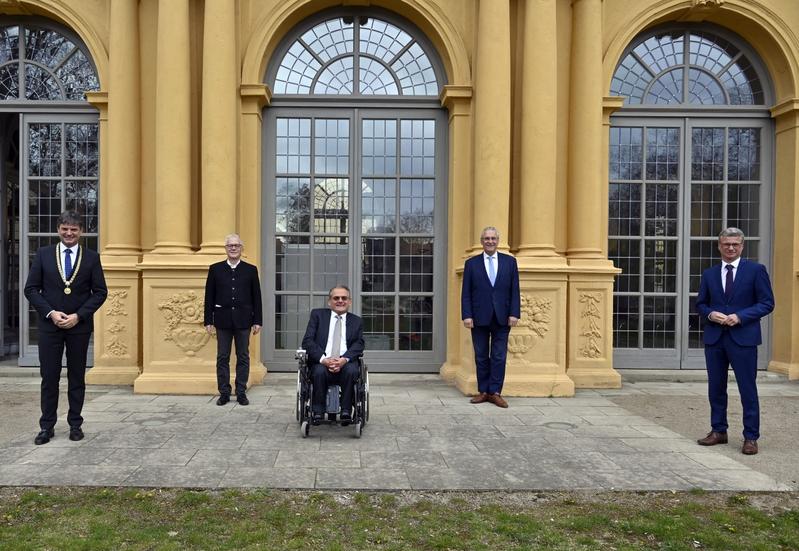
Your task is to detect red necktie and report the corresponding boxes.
[724,264,734,300]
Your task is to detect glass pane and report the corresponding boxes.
[688,296,703,349]
[645,128,679,181]
[643,239,677,293]
[313,177,349,234]
[362,296,395,351]
[312,236,349,293]
[609,54,650,105]
[609,239,640,293]
[276,118,311,175]
[25,27,74,68]
[362,237,396,292]
[642,296,676,349]
[645,68,683,104]
[314,119,350,175]
[609,127,643,180]
[24,63,62,100]
[65,123,98,177]
[690,183,723,237]
[608,182,641,237]
[689,240,717,294]
[0,62,19,100]
[399,296,432,350]
[644,183,678,236]
[727,128,760,181]
[359,18,411,61]
[399,237,433,293]
[362,119,397,177]
[54,49,99,100]
[275,236,310,291]
[359,57,399,95]
[275,177,311,233]
[273,41,321,95]
[399,179,434,233]
[28,123,62,177]
[400,119,435,176]
[27,180,62,233]
[691,128,724,181]
[0,25,20,65]
[612,295,639,348]
[301,18,354,62]
[275,295,311,350]
[65,180,99,232]
[392,42,438,95]
[727,184,760,237]
[686,68,725,104]
[313,56,354,94]
[361,178,396,234]
[720,56,763,105]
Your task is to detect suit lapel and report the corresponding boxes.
[317,310,331,348]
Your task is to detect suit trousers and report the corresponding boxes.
[38,330,91,430]
[470,314,511,395]
[704,331,760,440]
[216,328,251,395]
[311,361,359,415]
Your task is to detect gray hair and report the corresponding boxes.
[57,210,83,229]
[718,227,745,242]
[480,226,500,240]
[224,233,243,246]
[328,285,351,299]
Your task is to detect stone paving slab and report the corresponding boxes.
[0,373,794,491]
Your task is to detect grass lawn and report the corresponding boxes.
[1,488,797,550]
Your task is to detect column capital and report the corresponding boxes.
[440,85,472,115]
[771,98,799,134]
[85,91,108,118]
[241,83,271,115]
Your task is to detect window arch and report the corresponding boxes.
[268,12,444,97]
[0,21,99,102]
[610,28,769,106]
[607,25,773,370]
[262,9,448,372]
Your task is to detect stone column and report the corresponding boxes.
[199,0,238,255]
[86,0,143,385]
[769,99,799,380]
[564,0,621,388]
[152,0,192,254]
[471,0,511,253]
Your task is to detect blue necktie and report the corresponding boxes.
[724,264,734,299]
[488,255,496,286]
[64,248,73,279]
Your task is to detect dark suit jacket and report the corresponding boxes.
[302,308,365,365]
[461,252,521,327]
[24,244,108,335]
[695,258,774,347]
[204,260,263,330]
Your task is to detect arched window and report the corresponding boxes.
[0,19,100,366]
[263,10,447,372]
[608,26,772,369]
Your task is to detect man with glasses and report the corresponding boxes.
[695,227,774,455]
[204,234,262,406]
[461,226,520,408]
[301,285,364,425]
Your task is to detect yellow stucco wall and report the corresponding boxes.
[3,0,797,392]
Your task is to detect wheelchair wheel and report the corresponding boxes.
[354,421,362,438]
[300,421,310,438]
[295,372,302,422]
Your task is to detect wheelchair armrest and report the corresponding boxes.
[295,349,307,362]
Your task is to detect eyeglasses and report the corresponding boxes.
[720,242,743,248]
[330,296,350,301]
[225,244,242,249]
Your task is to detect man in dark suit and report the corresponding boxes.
[695,227,774,455]
[301,285,364,426]
[461,226,521,408]
[204,234,262,406]
[24,210,108,445]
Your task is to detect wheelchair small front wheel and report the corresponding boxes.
[353,421,362,438]
[300,421,310,438]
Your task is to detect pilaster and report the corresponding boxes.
[239,84,270,259]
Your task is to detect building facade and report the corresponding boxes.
[0,0,796,395]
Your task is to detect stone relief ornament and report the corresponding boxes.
[692,0,724,6]
[507,293,552,357]
[105,289,129,317]
[104,289,129,358]
[579,292,602,359]
[158,290,210,357]
[105,320,128,357]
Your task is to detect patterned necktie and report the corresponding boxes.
[64,248,73,279]
[488,255,496,286]
[331,315,342,358]
[724,264,734,299]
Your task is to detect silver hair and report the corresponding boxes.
[224,233,243,246]
[718,227,745,242]
[480,226,500,240]
[328,285,351,299]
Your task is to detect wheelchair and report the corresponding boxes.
[295,349,369,438]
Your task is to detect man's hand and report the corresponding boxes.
[205,324,216,335]
[50,311,68,327]
[723,313,741,326]
[508,316,519,327]
[322,356,346,373]
[252,324,261,335]
[55,313,79,329]
[463,318,474,329]
[709,311,728,324]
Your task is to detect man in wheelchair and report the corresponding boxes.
[301,285,364,426]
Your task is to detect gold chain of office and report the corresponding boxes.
[55,246,82,294]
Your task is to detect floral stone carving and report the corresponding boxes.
[158,290,210,357]
[104,289,129,357]
[507,293,552,357]
[579,292,602,358]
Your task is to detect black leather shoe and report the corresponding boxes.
[34,429,54,445]
[340,412,352,427]
[311,413,322,426]
[69,427,84,441]
[217,394,230,406]
[237,393,249,406]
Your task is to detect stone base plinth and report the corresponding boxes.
[86,365,141,385]
[568,366,622,388]
[769,360,799,381]
[134,362,266,394]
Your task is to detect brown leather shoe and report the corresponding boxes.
[697,431,728,446]
[470,392,489,404]
[742,439,758,455]
[489,393,509,408]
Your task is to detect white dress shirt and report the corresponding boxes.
[483,252,499,280]
[321,311,348,361]
[59,242,79,274]
[721,257,741,293]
